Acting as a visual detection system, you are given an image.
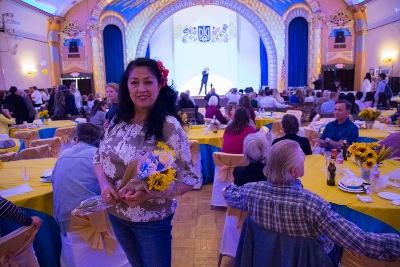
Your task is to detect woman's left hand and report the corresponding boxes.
[122,190,153,208]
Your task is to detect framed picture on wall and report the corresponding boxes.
[369,69,374,75]
[374,69,379,76]
[380,68,391,76]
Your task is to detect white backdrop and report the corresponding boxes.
[149,5,260,95]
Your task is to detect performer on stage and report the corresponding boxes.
[199,67,209,95]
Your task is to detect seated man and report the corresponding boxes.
[272,114,312,155]
[319,100,359,151]
[355,91,365,110]
[224,140,400,264]
[52,123,102,235]
[258,89,290,109]
[320,92,338,114]
[225,88,241,105]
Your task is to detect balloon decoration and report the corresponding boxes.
[41,60,47,67]
[42,68,48,75]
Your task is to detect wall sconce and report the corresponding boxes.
[25,65,37,75]
[26,69,37,75]
[382,56,393,63]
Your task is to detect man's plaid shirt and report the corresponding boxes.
[224,179,400,261]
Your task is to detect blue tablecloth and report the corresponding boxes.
[200,144,221,184]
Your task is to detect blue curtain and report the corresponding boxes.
[145,44,150,58]
[260,38,268,87]
[103,25,124,84]
[288,17,308,87]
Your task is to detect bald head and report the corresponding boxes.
[16,88,25,96]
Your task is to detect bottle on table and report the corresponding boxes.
[212,115,218,133]
[336,153,344,178]
[342,139,348,161]
[327,156,336,186]
[371,165,380,193]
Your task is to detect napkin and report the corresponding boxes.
[391,200,400,206]
[356,194,373,203]
[0,183,33,198]
[385,169,400,180]
[388,181,400,188]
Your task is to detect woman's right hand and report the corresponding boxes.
[100,182,120,205]
[386,117,392,124]
[103,120,110,130]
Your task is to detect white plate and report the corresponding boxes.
[42,169,52,177]
[338,183,364,193]
[339,177,365,189]
[377,192,400,200]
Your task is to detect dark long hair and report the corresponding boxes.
[92,101,107,116]
[377,92,389,109]
[345,93,358,114]
[225,107,250,135]
[239,95,251,108]
[364,91,375,106]
[114,58,181,140]
[364,73,372,83]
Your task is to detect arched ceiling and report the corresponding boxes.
[103,0,306,22]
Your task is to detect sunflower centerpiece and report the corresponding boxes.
[348,142,397,179]
[358,108,381,129]
[38,110,50,125]
[178,111,191,132]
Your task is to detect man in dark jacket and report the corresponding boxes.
[198,67,209,95]
[5,86,29,124]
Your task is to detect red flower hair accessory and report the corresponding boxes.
[157,60,169,87]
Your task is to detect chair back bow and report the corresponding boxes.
[304,128,320,152]
[32,137,61,157]
[213,152,248,182]
[189,140,200,164]
[271,120,284,139]
[18,144,51,160]
[69,209,117,255]
[0,152,17,162]
[54,126,76,144]
[13,131,40,148]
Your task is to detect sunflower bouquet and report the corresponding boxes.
[178,111,188,124]
[38,110,50,120]
[118,142,177,196]
[348,142,397,170]
[358,108,381,121]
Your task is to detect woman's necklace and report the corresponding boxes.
[131,117,147,125]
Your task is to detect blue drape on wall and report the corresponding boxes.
[288,17,308,87]
[103,25,124,84]
[145,44,150,58]
[260,38,268,87]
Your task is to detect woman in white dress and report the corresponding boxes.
[361,72,371,101]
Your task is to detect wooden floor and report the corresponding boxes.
[172,184,234,267]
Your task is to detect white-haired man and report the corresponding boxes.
[315,90,330,114]
[224,140,400,264]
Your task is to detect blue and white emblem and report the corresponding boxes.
[198,26,211,43]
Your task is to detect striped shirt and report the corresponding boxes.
[224,180,400,261]
[0,197,32,226]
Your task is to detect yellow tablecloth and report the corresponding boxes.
[0,138,21,154]
[302,155,400,231]
[380,110,395,117]
[392,97,400,103]
[255,112,285,129]
[186,127,224,148]
[0,158,57,215]
[9,120,77,138]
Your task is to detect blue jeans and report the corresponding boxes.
[108,213,174,267]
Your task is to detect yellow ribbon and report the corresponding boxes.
[226,205,250,229]
[189,140,200,164]
[68,210,117,255]
[213,153,248,182]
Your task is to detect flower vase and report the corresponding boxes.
[44,118,48,126]
[364,121,375,129]
[360,165,371,181]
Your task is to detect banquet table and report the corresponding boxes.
[302,155,400,233]
[392,96,400,103]
[0,158,61,266]
[255,112,285,129]
[0,138,21,154]
[9,120,77,139]
[187,126,224,184]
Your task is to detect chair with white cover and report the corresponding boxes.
[61,209,130,267]
[54,126,76,152]
[304,128,320,153]
[189,140,203,189]
[13,131,40,148]
[31,137,61,157]
[218,206,250,267]
[17,144,51,160]
[270,120,284,139]
[258,126,269,137]
[204,118,212,125]
[0,226,40,267]
[0,152,17,162]
[286,110,302,123]
[211,152,248,209]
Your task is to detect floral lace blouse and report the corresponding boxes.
[93,116,199,222]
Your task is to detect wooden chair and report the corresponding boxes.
[31,137,61,157]
[181,108,197,125]
[302,103,315,122]
[13,131,40,148]
[18,144,51,160]
[189,140,203,189]
[262,107,275,112]
[0,152,17,162]
[320,113,335,118]
[211,152,248,209]
[292,103,304,111]
[70,115,84,121]
[0,226,40,267]
[275,107,290,112]
[389,101,398,109]
[228,101,238,106]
